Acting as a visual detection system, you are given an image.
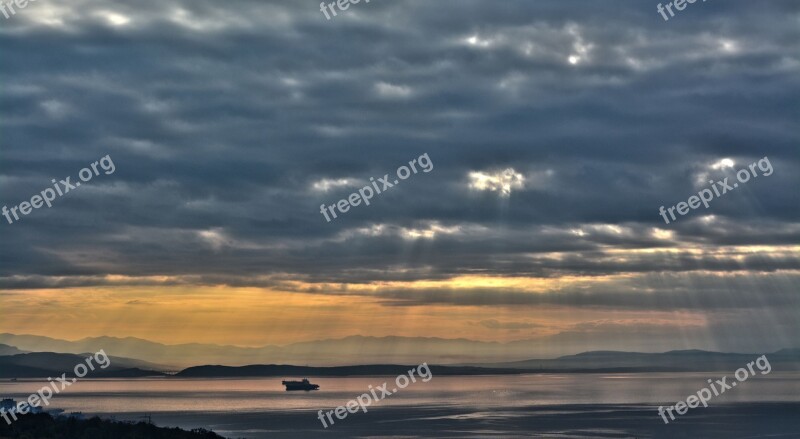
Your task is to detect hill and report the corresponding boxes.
[176,364,522,378]
[176,349,800,377]
[0,344,26,356]
[0,352,166,378]
[468,349,800,372]
[0,412,224,438]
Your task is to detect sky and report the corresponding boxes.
[0,0,798,361]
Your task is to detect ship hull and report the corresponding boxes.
[282,380,320,391]
[284,384,319,391]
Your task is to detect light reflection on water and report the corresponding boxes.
[0,372,797,414]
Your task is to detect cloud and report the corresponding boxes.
[311,178,361,193]
[0,0,798,352]
[374,82,413,100]
[468,168,526,196]
[475,319,543,330]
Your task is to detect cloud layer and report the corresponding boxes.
[1,0,798,353]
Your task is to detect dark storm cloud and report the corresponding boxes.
[0,0,798,299]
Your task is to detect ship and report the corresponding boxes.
[281,378,319,391]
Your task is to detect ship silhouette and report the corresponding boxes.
[281,378,319,391]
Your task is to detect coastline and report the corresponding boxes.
[81,402,800,439]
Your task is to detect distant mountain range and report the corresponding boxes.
[469,348,800,372]
[176,364,522,378]
[0,333,574,367]
[0,343,27,356]
[2,344,799,378]
[1,334,798,375]
[176,349,800,377]
[0,352,166,378]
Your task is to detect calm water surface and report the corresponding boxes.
[2,373,798,438]
[1,373,798,412]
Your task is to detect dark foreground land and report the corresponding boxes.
[115,402,800,439]
[0,413,224,439]
[4,403,797,438]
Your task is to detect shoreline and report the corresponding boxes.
[78,402,800,439]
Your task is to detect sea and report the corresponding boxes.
[2,373,799,438]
